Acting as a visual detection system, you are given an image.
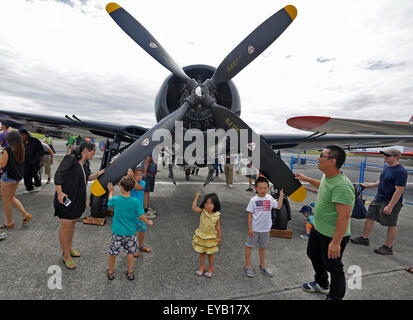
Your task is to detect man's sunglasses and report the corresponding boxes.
[319,152,335,159]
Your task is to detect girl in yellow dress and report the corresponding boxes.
[192,191,222,278]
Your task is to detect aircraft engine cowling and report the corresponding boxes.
[154,64,240,131]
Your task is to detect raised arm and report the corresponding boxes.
[192,191,202,213]
[277,189,284,210]
[107,182,115,200]
[295,173,321,189]
[127,168,144,191]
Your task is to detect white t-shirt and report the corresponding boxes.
[246,194,278,232]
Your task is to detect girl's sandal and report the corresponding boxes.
[205,271,213,278]
[70,249,81,258]
[125,271,135,281]
[22,214,32,226]
[195,268,205,277]
[0,223,15,229]
[62,258,77,270]
[133,252,140,258]
[106,269,115,280]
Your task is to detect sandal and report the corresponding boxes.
[405,267,413,274]
[70,249,80,258]
[22,214,32,226]
[133,252,140,258]
[0,223,15,229]
[106,269,115,280]
[205,271,213,278]
[139,246,151,253]
[62,258,77,270]
[195,269,205,277]
[125,271,135,281]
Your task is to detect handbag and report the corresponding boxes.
[351,185,367,219]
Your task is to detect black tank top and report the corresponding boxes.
[4,147,24,180]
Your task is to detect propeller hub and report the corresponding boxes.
[195,86,203,97]
[192,84,208,100]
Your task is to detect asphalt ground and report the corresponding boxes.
[0,145,412,301]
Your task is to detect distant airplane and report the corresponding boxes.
[287,116,413,141]
[350,150,413,159]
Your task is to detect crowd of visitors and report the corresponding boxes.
[0,124,411,296]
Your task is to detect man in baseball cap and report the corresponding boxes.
[351,147,407,255]
[379,148,401,158]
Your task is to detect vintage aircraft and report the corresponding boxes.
[287,116,413,139]
[2,3,413,223]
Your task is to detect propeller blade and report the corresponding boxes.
[91,101,190,196]
[106,3,192,85]
[209,103,306,202]
[210,5,297,85]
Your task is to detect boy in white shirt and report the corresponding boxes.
[244,176,283,277]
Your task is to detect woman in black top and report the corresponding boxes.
[0,131,32,229]
[54,141,104,269]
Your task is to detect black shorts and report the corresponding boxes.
[143,175,155,192]
[366,200,403,227]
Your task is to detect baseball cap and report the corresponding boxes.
[299,205,312,214]
[379,148,401,157]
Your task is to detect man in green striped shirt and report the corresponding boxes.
[295,145,355,300]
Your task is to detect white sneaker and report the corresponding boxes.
[228,184,233,188]
[148,207,157,214]
[0,232,6,240]
[34,187,42,192]
[22,189,36,194]
[145,212,157,219]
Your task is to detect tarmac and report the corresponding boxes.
[0,150,412,300]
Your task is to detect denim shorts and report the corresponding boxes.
[143,175,155,192]
[1,171,21,183]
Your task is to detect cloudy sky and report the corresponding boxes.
[1,0,413,134]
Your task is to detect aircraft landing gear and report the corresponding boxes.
[85,137,122,226]
[270,186,291,230]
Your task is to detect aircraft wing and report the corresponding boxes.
[261,133,413,150]
[0,110,148,142]
[286,116,413,135]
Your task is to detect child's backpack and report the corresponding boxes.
[351,185,367,219]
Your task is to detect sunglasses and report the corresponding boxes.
[319,152,334,159]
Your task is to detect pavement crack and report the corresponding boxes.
[226,268,407,300]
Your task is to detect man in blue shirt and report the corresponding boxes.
[351,148,407,255]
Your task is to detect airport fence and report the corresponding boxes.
[283,154,413,206]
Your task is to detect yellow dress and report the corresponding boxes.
[192,209,221,254]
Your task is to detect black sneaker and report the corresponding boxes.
[350,236,370,246]
[246,187,253,191]
[374,245,393,255]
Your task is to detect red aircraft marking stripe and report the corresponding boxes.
[286,116,331,130]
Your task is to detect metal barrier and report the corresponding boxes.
[283,154,413,206]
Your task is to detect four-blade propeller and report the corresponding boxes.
[92,2,306,202]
